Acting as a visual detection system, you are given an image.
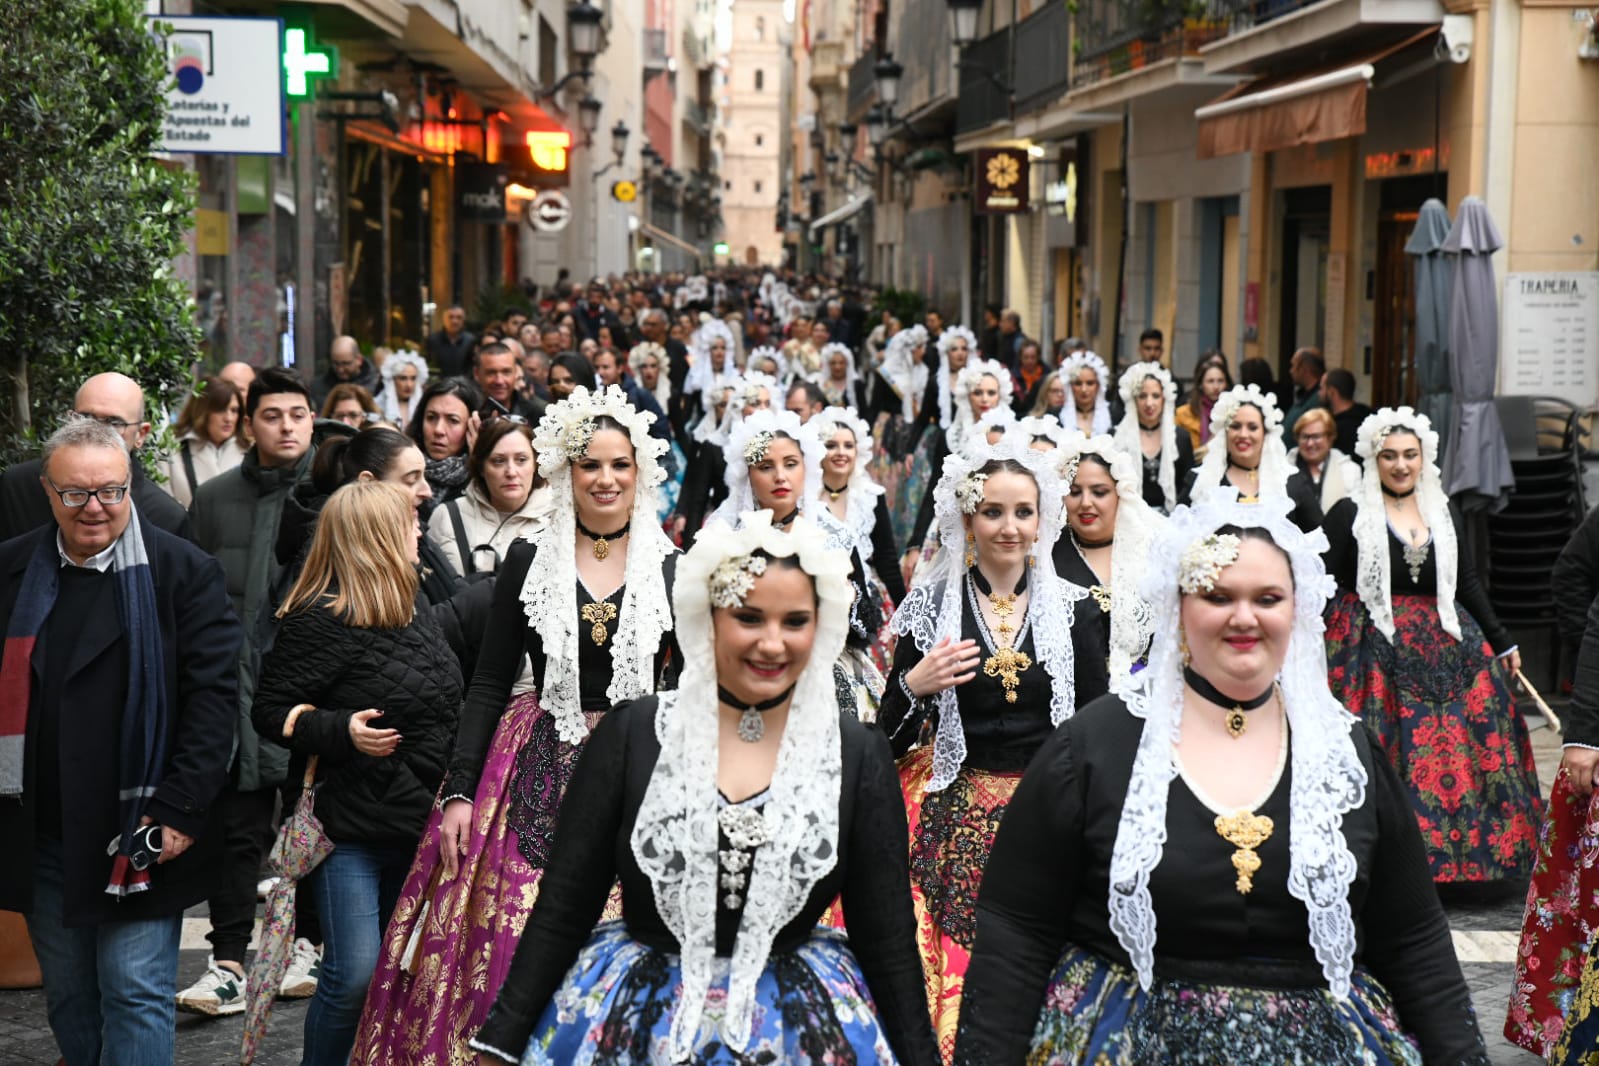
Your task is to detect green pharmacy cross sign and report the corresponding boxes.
[283,25,337,99]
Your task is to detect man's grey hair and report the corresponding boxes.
[642,308,669,326]
[43,417,131,475]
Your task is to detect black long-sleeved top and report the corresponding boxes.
[1051,546,1111,665]
[1553,506,1599,653]
[473,697,940,1066]
[952,694,1490,1066]
[676,440,728,547]
[868,494,907,605]
[444,539,679,800]
[879,579,1110,771]
[1320,497,1512,653]
[1136,431,1195,511]
[1565,591,1599,746]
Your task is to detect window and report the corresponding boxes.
[754,70,764,92]
[754,180,763,194]
[755,16,765,41]
[755,133,764,147]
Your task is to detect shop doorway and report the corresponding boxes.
[1373,174,1447,409]
[1276,185,1331,384]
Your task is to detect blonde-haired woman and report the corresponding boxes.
[252,480,462,1066]
[1028,371,1068,418]
[1288,407,1360,513]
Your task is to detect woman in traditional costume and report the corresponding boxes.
[1187,383,1321,532]
[1113,360,1192,513]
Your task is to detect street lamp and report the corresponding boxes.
[865,105,887,149]
[799,170,815,192]
[566,1,604,63]
[947,0,982,47]
[838,121,857,151]
[874,56,904,110]
[825,150,841,184]
[609,120,629,163]
[577,95,602,139]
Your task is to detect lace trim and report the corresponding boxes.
[1059,351,1113,436]
[1110,492,1364,998]
[1115,362,1180,511]
[1189,386,1293,507]
[711,409,825,529]
[881,326,929,423]
[947,358,1014,457]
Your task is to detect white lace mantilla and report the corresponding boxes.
[815,407,884,560]
[631,513,851,1061]
[948,358,1015,457]
[1059,350,1114,436]
[1351,407,1459,640]
[935,326,978,430]
[891,436,1084,792]
[881,326,929,423]
[1108,492,1365,998]
[522,386,675,744]
[1113,361,1180,511]
[1189,384,1293,504]
[711,408,825,528]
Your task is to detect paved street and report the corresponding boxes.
[0,715,1565,1065]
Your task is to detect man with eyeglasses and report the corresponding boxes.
[0,418,240,1066]
[0,373,192,543]
[309,334,378,408]
[178,366,317,1017]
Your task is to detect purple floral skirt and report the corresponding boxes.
[351,693,617,1065]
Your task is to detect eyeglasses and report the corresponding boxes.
[1297,433,1328,444]
[45,477,129,508]
[68,411,136,432]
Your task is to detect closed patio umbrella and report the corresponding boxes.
[1440,196,1514,511]
[1405,198,1454,464]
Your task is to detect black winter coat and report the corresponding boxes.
[0,523,241,925]
[253,599,462,844]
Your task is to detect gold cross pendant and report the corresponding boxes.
[983,646,1033,703]
[581,602,618,644]
[1214,811,1274,894]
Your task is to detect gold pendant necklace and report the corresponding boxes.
[581,601,618,644]
[577,519,629,561]
[979,588,1031,703]
[1214,811,1274,894]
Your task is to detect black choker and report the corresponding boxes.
[1073,531,1114,550]
[969,565,1028,597]
[823,481,849,500]
[576,519,630,560]
[1228,460,1260,473]
[720,684,795,743]
[773,508,800,528]
[1183,666,1274,739]
[1381,485,1416,499]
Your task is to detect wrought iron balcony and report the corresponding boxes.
[1213,0,1322,32]
[1072,0,1231,89]
[644,28,669,70]
[847,50,879,121]
[955,28,1010,135]
[1012,1,1071,114]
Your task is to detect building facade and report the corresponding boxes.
[720,0,786,267]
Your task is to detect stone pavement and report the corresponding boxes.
[0,715,1567,1065]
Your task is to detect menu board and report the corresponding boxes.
[1500,272,1599,405]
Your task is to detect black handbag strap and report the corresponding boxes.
[445,500,476,575]
[180,439,199,499]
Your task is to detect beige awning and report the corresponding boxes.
[638,222,703,259]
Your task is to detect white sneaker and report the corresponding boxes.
[175,955,247,1016]
[279,937,321,999]
[256,876,279,900]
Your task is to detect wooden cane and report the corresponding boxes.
[1515,670,1563,734]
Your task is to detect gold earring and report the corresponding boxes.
[964,531,975,569]
[1179,629,1191,668]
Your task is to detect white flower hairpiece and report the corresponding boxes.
[1178,533,1242,594]
[531,384,669,481]
[1209,383,1284,437]
[743,430,776,466]
[954,471,989,515]
[708,553,769,609]
[1354,405,1440,463]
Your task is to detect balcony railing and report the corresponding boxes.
[1013,1,1071,114]
[1072,0,1231,89]
[1213,0,1322,33]
[955,27,1010,134]
[847,50,878,121]
[644,28,668,70]
[683,99,714,135]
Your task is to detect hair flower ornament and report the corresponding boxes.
[743,430,776,467]
[1178,533,1242,595]
[532,384,668,481]
[954,471,989,515]
[708,553,769,609]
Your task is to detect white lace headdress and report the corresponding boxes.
[631,512,851,1062]
[814,406,883,556]
[523,385,676,744]
[1352,407,1458,641]
[1018,415,1073,450]
[691,383,737,447]
[936,326,979,428]
[1059,350,1113,436]
[812,342,859,408]
[1188,384,1292,503]
[712,408,824,528]
[684,319,737,395]
[890,436,1085,792]
[746,344,789,386]
[628,341,672,412]
[378,349,429,424]
[948,358,1015,456]
[967,405,1019,451]
[881,325,929,422]
[1107,491,1365,997]
[1114,361,1180,511]
[1057,434,1164,679]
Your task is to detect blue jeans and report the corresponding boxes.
[301,839,413,1066]
[25,836,182,1066]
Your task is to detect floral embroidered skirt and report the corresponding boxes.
[1025,945,1423,1065]
[1324,591,1542,882]
[351,693,618,1065]
[900,744,1023,1062]
[516,921,899,1066]
[1504,772,1599,1057]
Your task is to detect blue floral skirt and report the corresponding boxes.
[1025,946,1423,1065]
[520,921,899,1065]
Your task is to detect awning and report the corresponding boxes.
[1195,29,1437,159]
[809,194,873,236]
[638,222,703,259]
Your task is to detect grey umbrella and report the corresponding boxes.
[1404,198,1454,465]
[1440,196,1515,510]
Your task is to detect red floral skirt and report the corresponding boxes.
[1324,591,1541,882]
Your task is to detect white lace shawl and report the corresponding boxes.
[890,437,1086,792]
[691,384,738,447]
[1188,385,1293,504]
[948,358,1016,456]
[1114,361,1180,511]
[815,406,883,559]
[967,405,1019,453]
[1060,351,1114,436]
[746,345,789,387]
[711,409,824,528]
[810,342,859,410]
[628,341,673,412]
[1107,492,1366,997]
[881,326,929,423]
[521,386,676,744]
[631,513,851,1061]
[1056,434,1165,680]
[1018,415,1073,450]
[1350,407,1459,641]
[684,319,737,396]
[936,326,979,429]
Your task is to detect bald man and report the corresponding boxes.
[309,335,377,407]
[0,373,193,543]
[217,361,256,398]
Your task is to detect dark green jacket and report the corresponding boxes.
[189,447,314,791]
